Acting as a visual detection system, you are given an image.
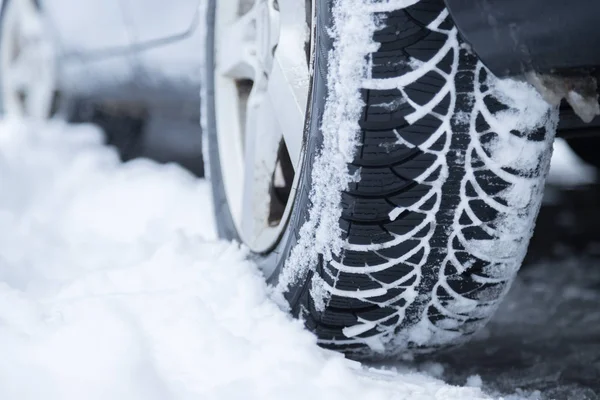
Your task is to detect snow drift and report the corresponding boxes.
[0,119,488,399]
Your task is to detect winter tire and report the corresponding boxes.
[204,0,558,358]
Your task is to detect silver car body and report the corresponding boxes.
[40,0,203,110]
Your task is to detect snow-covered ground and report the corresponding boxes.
[0,119,493,400]
[1,118,598,400]
[548,138,597,187]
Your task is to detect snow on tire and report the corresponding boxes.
[205,0,559,359]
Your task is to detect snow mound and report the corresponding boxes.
[0,119,489,399]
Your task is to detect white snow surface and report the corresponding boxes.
[0,119,491,400]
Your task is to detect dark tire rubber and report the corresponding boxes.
[204,0,558,358]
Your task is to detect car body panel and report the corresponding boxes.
[48,0,202,113]
[41,0,132,55]
[124,0,200,44]
[444,0,600,132]
[40,0,201,58]
[58,20,202,112]
[444,0,600,78]
[59,52,137,99]
[35,0,600,134]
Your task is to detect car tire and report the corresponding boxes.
[204,0,558,358]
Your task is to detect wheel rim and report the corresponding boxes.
[1,0,57,119]
[214,0,314,252]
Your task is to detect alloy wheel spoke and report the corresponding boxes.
[19,0,44,37]
[217,8,259,80]
[1,0,55,119]
[267,56,308,170]
[7,52,31,92]
[266,0,310,169]
[240,84,283,239]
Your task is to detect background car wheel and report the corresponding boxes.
[204,0,558,358]
[0,0,205,177]
[0,0,60,118]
